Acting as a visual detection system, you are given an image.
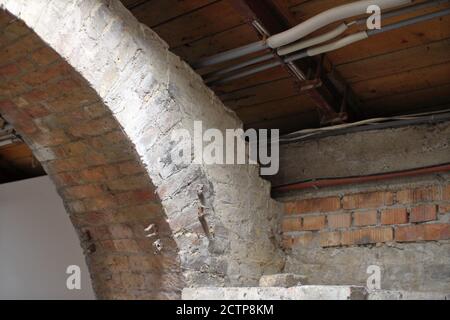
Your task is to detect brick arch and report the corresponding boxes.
[0,9,183,299]
[1,0,285,299]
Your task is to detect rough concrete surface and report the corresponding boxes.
[285,241,450,293]
[182,285,368,300]
[183,286,449,300]
[271,121,450,187]
[259,273,308,287]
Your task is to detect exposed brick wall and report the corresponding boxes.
[280,176,450,292]
[0,10,183,299]
[282,185,450,249]
[0,0,284,299]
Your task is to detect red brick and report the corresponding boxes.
[281,218,302,232]
[3,20,29,40]
[104,255,129,272]
[353,210,377,226]
[0,63,21,78]
[71,211,115,226]
[288,197,341,214]
[68,117,117,138]
[21,63,69,86]
[53,172,80,187]
[320,231,341,247]
[119,161,145,175]
[49,157,85,173]
[396,186,439,204]
[88,226,111,241]
[0,78,29,96]
[343,191,393,209]
[395,224,450,242]
[32,130,71,147]
[84,152,109,166]
[23,88,50,103]
[79,167,107,182]
[443,185,450,201]
[98,240,116,253]
[83,195,118,211]
[107,175,149,192]
[31,46,60,66]
[284,202,297,215]
[113,239,140,253]
[115,203,162,223]
[59,141,91,157]
[410,205,437,223]
[16,57,35,73]
[327,213,351,229]
[116,189,157,206]
[121,272,145,289]
[23,104,50,118]
[0,100,39,135]
[63,184,104,200]
[302,215,326,231]
[341,227,393,246]
[128,256,153,271]
[381,208,408,225]
[91,272,122,291]
[0,34,42,61]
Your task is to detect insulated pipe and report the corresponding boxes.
[304,31,369,57]
[210,8,450,85]
[211,61,282,84]
[266,0,412,48]
[194,0,411,68]
[205,0,447,74]
[204,53,274,83]
[277,23,350,56]
[207,0,447,83]
[278,0,450,56]
[192,41,267,69]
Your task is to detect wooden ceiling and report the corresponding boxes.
[122,0,450,133]
[1,0,449,184]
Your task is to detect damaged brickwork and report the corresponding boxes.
[0,0,283,299]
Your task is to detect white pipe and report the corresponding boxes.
[277,23,349,56]
[267,0,411,48]
[305,31,369,57]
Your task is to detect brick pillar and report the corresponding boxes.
[0,0,284,298]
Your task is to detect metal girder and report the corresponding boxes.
[228,0,354,124]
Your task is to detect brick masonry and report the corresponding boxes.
[282,185,450,248]
[280,177,450,292]
[0,0,284,299]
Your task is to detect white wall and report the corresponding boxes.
[0,176,95,299]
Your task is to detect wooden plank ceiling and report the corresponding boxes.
[122,0,450,133]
